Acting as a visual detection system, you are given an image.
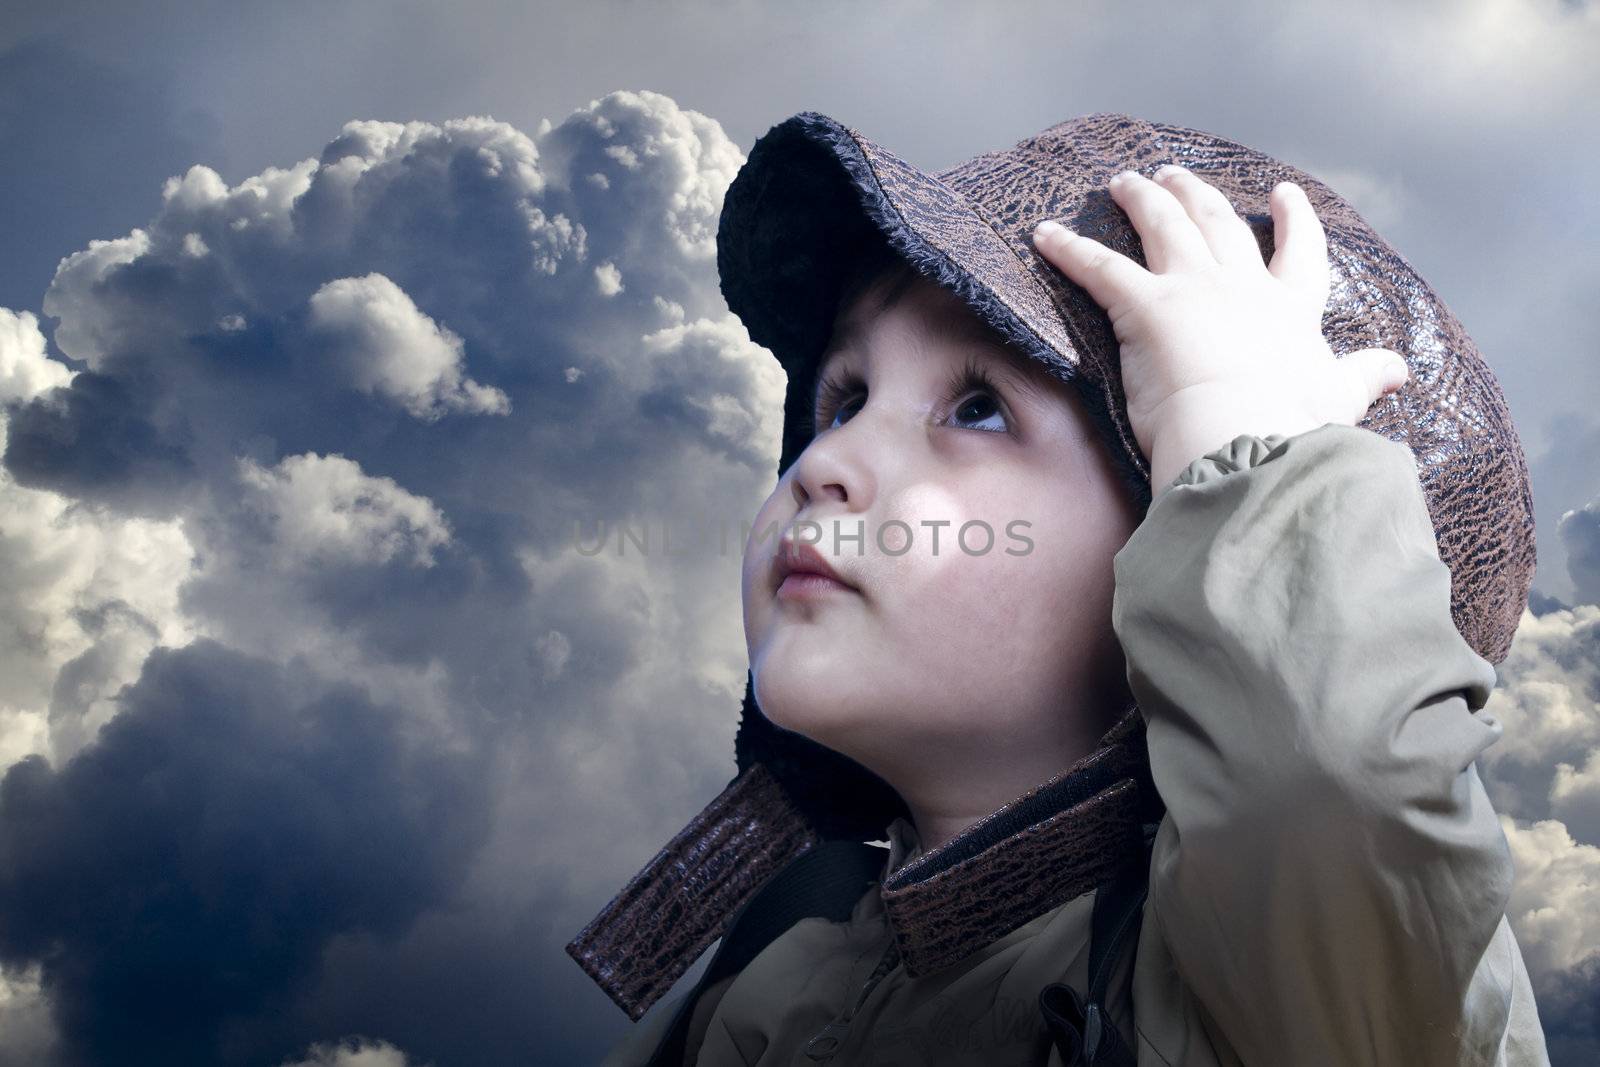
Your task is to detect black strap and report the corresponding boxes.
[1038,821,1158,1066]
[645,839,888,1067]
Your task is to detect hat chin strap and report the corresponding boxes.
[565,761,821,1021]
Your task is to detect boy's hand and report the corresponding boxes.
[1030,165,1409,496]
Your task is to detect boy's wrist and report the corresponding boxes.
[1148,404,1325,498]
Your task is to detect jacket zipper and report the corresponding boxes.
[1088,882,1146,999]
[1079,879,1150,1063]
[801,937,903,1062]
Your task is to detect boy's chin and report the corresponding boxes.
[753,676,875,747]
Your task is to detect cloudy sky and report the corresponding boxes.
[0,1,1595,1064]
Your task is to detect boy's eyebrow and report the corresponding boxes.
[813,316,1055,413]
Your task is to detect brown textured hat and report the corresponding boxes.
[567,109,1537,1023]
[717,109,1535,840]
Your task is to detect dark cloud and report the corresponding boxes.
[1526,410,1600,610]
[1536,954,1600,1067]
[0,638,491,1067]
[2,369,197,515]
[1530,588,1576,617]
[1559,495,1600,608]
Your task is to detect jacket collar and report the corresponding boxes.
[566,704,1153,1021]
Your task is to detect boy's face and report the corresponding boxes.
[740,271,1143,817]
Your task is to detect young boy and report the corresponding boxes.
[569,112,1549,1065]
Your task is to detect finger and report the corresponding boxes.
[1106,171,1216,274]
[1337,347,1410,420]
[1152,164,1264,268]
[1266,181,1330,317]
[1031,221,1155,321]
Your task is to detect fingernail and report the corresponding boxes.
[1033,220,1072,242]
[1382,360,1409,392]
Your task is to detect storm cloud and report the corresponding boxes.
[0,90,776,1066]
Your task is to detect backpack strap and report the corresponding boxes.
[1038,820,1159,1066]
[644,839,888,1067]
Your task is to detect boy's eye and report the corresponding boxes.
[813,372,866,432]
[949,387,1008,433]
[810,358,1013,436]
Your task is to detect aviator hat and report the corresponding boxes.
[568,110,1537,1022]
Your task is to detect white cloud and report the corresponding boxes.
[308,274,511,421]
[235,451,452,569]
[1482,606,1600,775]
[0,455,199,766]
[0,963,58,1064]
[1502,814,1600,976]
[593,260,623,296]
[37,230,150,368]
[542,90,744,260]
[277,1037,421,1067]
[634,313,786,463]
[1550,748,1600,844]
[1478,602,1600,1012]
[0,310,199,767]
[534,628,572,681]
[652,295,684,324]
[0,308,71,404]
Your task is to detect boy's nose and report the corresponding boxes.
[786,409,899,513]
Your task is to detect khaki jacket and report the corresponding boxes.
[601,423,1551,1066]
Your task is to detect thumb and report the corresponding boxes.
[1339,347,1410,414]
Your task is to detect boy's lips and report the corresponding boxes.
[773,539,861,597]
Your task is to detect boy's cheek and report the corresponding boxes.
[889,566,1003,651]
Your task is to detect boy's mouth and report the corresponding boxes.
[773,538,861,598]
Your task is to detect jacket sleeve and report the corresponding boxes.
[1111,421,1538,1065]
